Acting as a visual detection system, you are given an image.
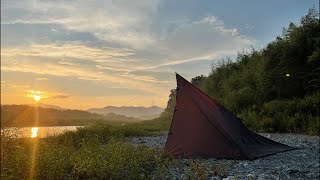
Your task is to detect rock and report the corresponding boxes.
[182,159,190,166]
[129,133,320,179]
[242,162,248,167]
[224,176,236,180]
[209,176,220,180]
[287,169,304,178]
[247,173,255,180]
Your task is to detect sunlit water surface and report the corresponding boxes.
[1,126,83,138]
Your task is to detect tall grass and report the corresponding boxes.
[1,123,173,180]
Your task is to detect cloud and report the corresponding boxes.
[51,95,69,99]
[50,28,59,32]
[8,84,30,89]
[1,54,169,97]
[2,1,257,107]
[96,65,132,73]
[1,43,135,60]
[124,15,255,72]
[232,29,239,36]
[36,77,48,81]
[26,90,48,99]
[58,59,76,66]
[26,89,69,99]
[1,81,29,89]
[120,73,171,84]
[1,13,256,99]
[2,2,255,70]
[2,0,160,49]
[158,16,255,59]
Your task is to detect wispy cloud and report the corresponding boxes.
[26,90,49,99]
[50,28,59,32]
[1,81,30,89]
[26,89,70,100]
[1,57,168,97]
[51,95,69,99]
[36,77,48,81]
[1,43,135,60]
[1,1,257,108]
[1,0,160,49]
[8,84,30,89]
[96,65,133,73]
[58,59,81,66]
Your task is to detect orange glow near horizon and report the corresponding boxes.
[27,90,48,102]
[1,89,168,109]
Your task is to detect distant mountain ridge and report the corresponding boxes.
[1,105,142,127]
[87,106,164,119]
[26,103,66,110]
[2,103,164,120]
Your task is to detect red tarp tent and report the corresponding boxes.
[165,73,296,160]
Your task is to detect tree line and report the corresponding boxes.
[162,9,319,135]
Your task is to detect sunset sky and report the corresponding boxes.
[1,0,318,109]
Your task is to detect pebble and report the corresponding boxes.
[130,133,319,180]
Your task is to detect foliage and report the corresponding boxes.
[1,125,172,180]
[161,8,320,135]
[238,92,320,134]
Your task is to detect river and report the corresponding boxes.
[1,126,83,138]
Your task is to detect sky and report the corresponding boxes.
[1,0,318,109]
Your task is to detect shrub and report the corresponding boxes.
[1,125,172,179]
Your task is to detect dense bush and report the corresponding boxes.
[161,9,319,135]
[237,92,320,134]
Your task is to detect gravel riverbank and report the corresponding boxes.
[130,133,319,179]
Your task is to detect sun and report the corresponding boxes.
[33,95,41,102]
[27,90,48,102]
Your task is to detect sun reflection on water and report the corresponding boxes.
[31,127,38,138]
